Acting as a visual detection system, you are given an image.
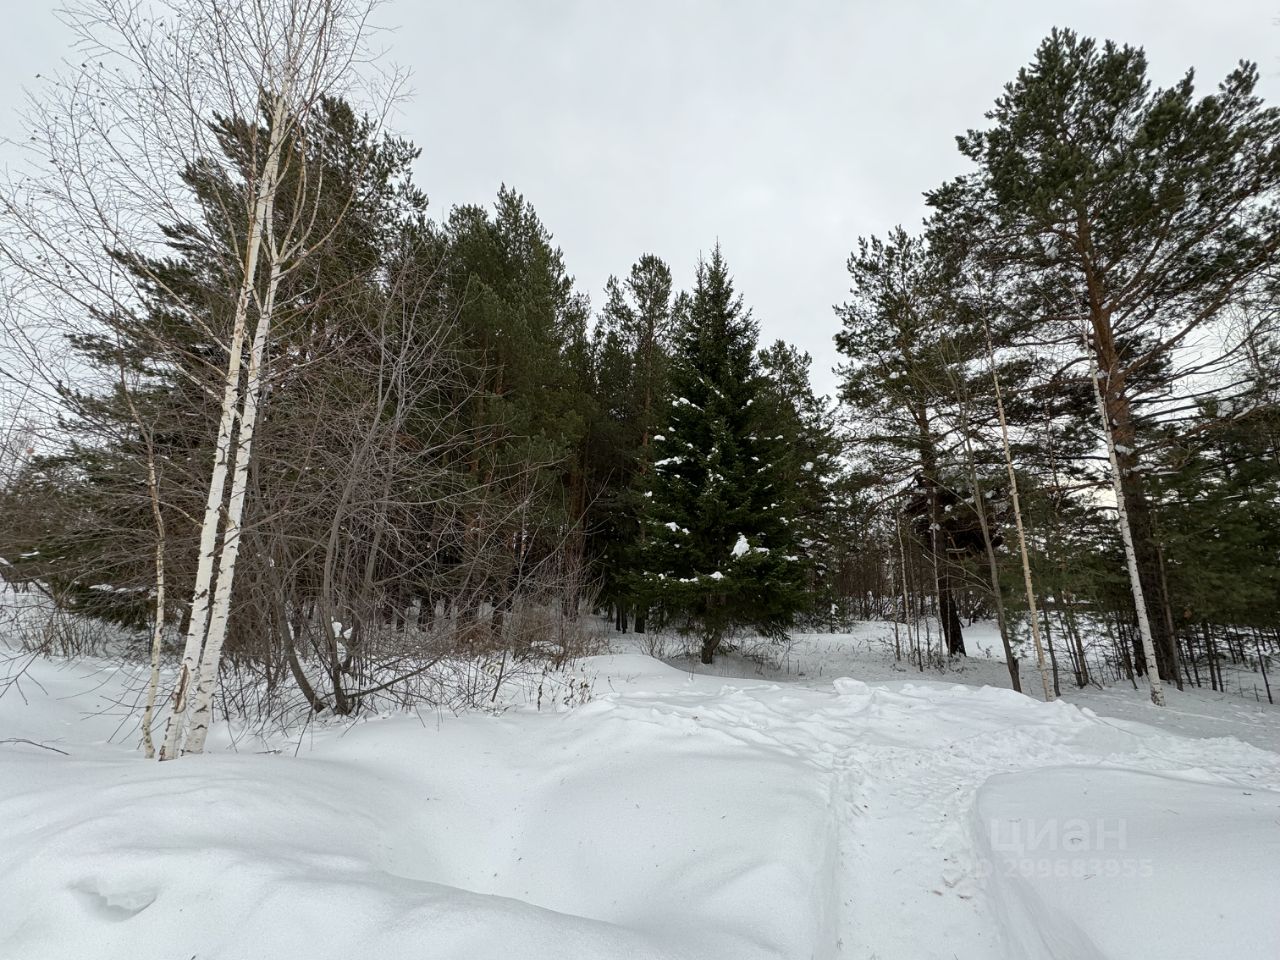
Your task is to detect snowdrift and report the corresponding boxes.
[0,656,840,960]
[976,766,1280,960]
[2,648,1278,959]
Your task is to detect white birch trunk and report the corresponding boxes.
[160,93,289,759]
[183,205,286,754]
[984,328,1054,701]
[1091,368,1166,707]
[157,334,242,759]
[141,455,166,759]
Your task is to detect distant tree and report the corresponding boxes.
[756,341,842,621]
[585,255,676,631]
[437,187,595,625]
[835,228,978,656]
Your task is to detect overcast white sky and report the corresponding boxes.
[2,1,1277,396]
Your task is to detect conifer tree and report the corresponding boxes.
[585,256,675,630]
[757,341,842,620]
[835,229,977,655]
[436,188,594,622]
[929,28,1280,686]
[639,247,805,663]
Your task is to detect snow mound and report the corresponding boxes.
[4,644,1279,960]
[975,766,1280,960]
[0,656,841,960]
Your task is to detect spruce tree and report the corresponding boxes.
[757,341,842,622]
[639,246,805,663]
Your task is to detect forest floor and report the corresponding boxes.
[1,624,1278,959]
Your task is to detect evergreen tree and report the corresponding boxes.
[757,341,842,622]
[929,28,1280,682]
[584,256,675,630]
[435,187,595,621]
[639,247,806,663]
[834,228,979,654]
[1151,396,1280,634]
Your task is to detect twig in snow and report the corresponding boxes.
[0,737,69,755]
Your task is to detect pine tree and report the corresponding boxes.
[929,28,1280,687]
[639,246,806,663]
[436,187,595,624]
[584,256,675,631]
[835,228,979,655]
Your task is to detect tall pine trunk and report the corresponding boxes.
[1084,292,1180,686]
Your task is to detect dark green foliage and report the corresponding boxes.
[756,341,842,621]
[1151,394,1280,630]
[638,247,807,662]
[582,255,676,626]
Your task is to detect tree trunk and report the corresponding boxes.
[984,321,1052,700]
[1062,601,1090,688]
[975,492,1020,691]
[1092,367,1165,706]
[140,454,166,758]
[1120,482,1181,684]
[700,634,720,665]
[894,510,920,672]
[184,156,288,755]
[160,92,288,760]
[939,570,965,656]
[1041,599,1061,698]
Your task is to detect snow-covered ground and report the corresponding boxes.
[1,624,1278,959]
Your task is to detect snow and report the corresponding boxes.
[977,767,1280,960]
[0,655,834,960]
[1,620,1277,960]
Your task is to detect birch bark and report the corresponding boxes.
[162,92,289,757]
[184,155,288,754]
[984,324,1053,701]
[1091,365,1165,706]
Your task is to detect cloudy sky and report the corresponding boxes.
[2,1,1277,395]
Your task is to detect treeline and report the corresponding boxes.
[833,30,1280,703]
[1,9,1278,733]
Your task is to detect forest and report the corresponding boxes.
[1,3,1278,757]
[2,5,1280,960]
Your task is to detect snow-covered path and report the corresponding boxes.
[2,652,1278,959]
[598,667,1280,958]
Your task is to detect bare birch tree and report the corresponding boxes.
[0,0,395,756]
